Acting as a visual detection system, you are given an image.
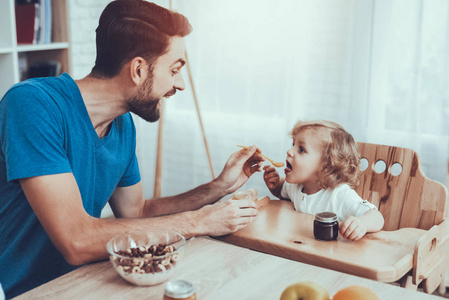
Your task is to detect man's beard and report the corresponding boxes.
[128,76,161,123]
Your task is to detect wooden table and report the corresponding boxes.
[13,237,443,299]
[217,198,434,283]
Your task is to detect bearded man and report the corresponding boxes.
[0,1,262,298]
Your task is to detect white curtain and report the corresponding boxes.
[135,0,449,200]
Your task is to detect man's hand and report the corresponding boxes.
[194,199,258,236]
[339,216,367,241]
[215,145,264,195]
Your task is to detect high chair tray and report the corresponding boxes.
[216,197,427,282]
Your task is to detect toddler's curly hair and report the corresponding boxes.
[290,120,361,189]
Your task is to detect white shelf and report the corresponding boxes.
[17,42,70,52]
[0,48,13,54]
[0,0,71,97]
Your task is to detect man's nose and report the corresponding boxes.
[174,73,185,91]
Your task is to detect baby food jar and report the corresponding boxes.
[232,190,253,200]
[163,280,196,300]
[313,212,338,241]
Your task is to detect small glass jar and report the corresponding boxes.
[313,212,338,241]
[163,280,196,300]
[232,190,253,200]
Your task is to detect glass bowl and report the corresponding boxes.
[106,231,186,286]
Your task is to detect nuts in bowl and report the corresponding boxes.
[106,231,186,286]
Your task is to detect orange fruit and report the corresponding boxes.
[332,286,379,300]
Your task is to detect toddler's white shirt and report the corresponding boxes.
[280,182,377,221]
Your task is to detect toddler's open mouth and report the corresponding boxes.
[285,161,292,174]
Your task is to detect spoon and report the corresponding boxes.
[236,145,284,168]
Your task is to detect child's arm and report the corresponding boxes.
[339,209,384,241]
[263,165,285,198]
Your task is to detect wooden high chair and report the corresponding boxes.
[355,142,449,293]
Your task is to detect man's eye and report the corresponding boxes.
[172,67,182,75]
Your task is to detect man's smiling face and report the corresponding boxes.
[128,36,186,122]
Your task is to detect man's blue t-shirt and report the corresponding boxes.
[0,73,141,298]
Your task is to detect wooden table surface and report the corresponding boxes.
[217,198,427,282]
[13,237,443,300]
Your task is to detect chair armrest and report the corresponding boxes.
[413,219,449,293]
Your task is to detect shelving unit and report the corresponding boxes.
[0,0,71,97]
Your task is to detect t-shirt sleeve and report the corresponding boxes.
[280,182,307,212]
[2,85,72,182]
[117,153,140,187]
[338,185,377,219]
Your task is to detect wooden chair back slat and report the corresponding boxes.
[355,142,447,231]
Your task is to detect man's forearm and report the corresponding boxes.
[71,196,257,266]
[67,209,204,266]
[141,178,228,217]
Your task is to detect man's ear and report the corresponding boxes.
[129,57,148,86]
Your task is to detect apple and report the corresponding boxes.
[280,281,330,300]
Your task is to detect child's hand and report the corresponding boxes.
[263,165,280,190]
[339,216,367,241]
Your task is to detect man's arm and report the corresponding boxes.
[21,173,258,266]
[110,146,265,218]
[109,180,229,218]
[20,147,262,266]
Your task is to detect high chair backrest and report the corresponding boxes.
[355,142,448,231]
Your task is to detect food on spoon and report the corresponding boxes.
[236,145,284,167]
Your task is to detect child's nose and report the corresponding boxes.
[287,148,294,157]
